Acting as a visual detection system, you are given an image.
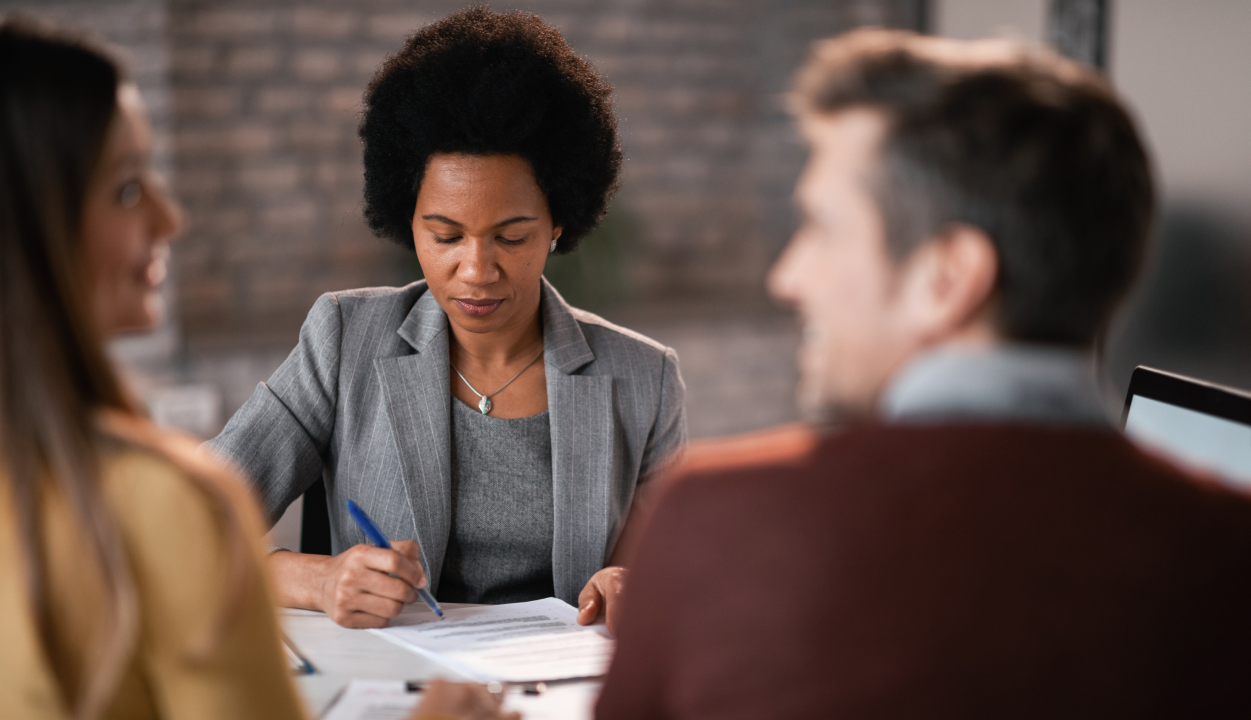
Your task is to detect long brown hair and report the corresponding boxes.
[0,18,253,719]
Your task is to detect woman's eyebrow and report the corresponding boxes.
[493,216,539,228]
[420,214,538,228]
[420,214,462,226]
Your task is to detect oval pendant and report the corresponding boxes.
[478,396,492,415]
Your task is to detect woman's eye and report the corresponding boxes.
[499,236,526,245]
[433,235,460,243]
[118,181,143,209]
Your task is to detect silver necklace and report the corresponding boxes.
[451,346,544,415]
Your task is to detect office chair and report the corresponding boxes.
[300,478,333,555]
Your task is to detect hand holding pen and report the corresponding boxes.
[275,502,433,628]
[348,499,444,619]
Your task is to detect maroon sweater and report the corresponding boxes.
[597,424,1251,719]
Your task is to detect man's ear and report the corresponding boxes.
[896,223,999,345]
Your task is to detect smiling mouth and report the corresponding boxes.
[140,244,170,290]
[452,298,503,317]
[144,257,167,288]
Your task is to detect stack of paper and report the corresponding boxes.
[371,598,615,683]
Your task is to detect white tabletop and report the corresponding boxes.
[280,607,601,719]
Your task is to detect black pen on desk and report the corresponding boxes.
[346,499,445,619]
[404,681,546,696]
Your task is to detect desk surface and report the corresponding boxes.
[280,607,600,719]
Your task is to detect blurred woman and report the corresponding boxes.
[209,8,687,631]
[0,18,510,720]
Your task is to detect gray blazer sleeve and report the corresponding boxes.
[204,293,342,526]
[638,346,687,481]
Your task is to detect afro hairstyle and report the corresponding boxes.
[359,7,622,254]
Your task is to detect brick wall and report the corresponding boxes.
[168,2,423,349]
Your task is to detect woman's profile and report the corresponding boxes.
[0,17,511,720]
[208,8,687,630]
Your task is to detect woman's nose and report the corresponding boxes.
[458,237,501,285]
[767,232,808,307]
[148,173,184,243]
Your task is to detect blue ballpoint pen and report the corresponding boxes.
[346,499,444,619]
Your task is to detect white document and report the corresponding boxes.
[371,598,615,683]
[321,679,601,720]
[322,681,417,720]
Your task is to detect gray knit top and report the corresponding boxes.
[437,398,555,604]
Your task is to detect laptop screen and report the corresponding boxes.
[1122,367,1251,489]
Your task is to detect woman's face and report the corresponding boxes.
[81,84,182,337]
[412,153,561,340]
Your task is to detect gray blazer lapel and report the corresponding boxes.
[376,288,454,592]
[542,279,617,603]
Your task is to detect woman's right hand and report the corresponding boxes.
[269,540,427,628]
[411,680,520,720]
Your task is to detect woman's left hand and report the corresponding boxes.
[576,566,626,635]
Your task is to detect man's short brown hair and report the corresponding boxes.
[796,29,1155,346]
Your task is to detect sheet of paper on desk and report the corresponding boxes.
[322,681,416,720]
[371,598,614,682]
[322,679,601,720]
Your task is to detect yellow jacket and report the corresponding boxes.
[0,414,306,719]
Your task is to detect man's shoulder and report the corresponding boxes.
[677,423,822,482]
[663,422,1251,523]
[654,424,828,523]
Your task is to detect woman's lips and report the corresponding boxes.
[139,245,170,289]
[144,256,167,288]
[452,298,503,317]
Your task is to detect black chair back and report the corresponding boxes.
[300,478,333,555]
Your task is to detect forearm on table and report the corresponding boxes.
[268,550,332,610]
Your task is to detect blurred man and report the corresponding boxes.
[597,30,1251,719]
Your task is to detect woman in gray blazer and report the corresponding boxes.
[208,8,686,630]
